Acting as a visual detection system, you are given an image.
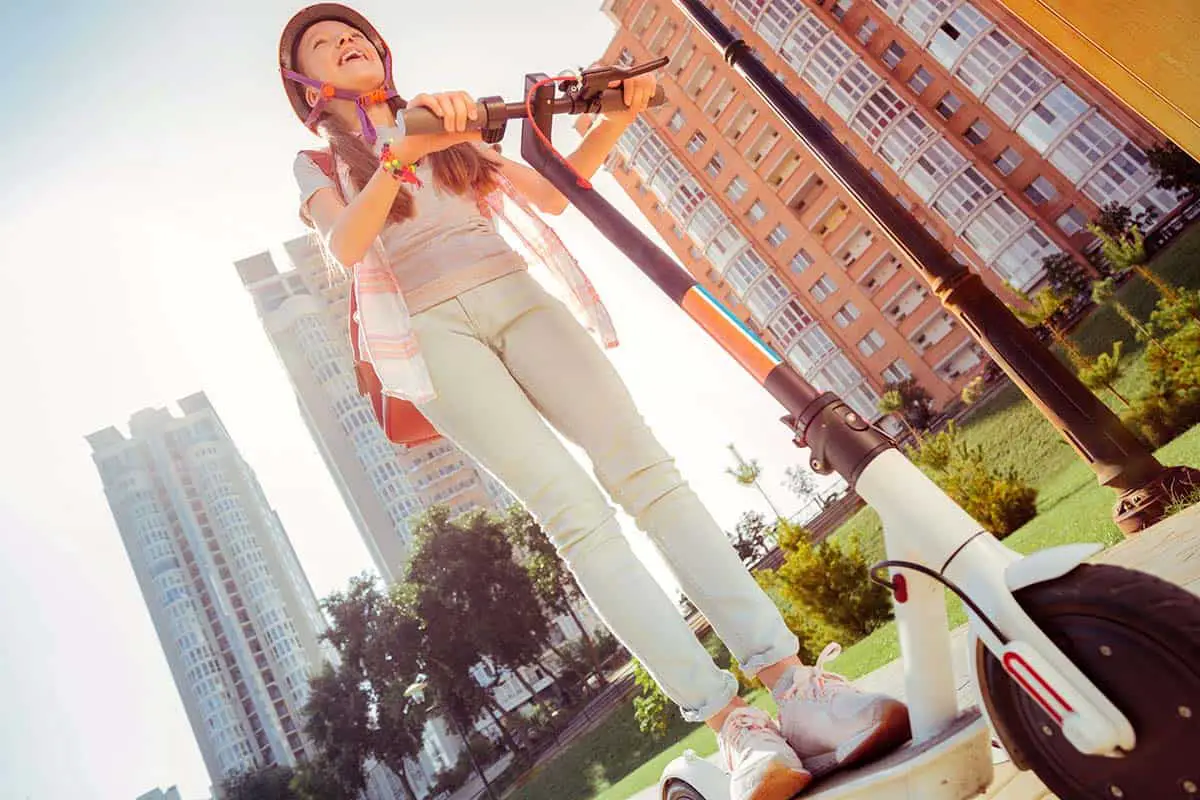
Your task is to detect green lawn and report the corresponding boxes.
[512,224,1200,800]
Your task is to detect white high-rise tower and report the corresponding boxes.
[235,237,513,581]
[88,393,328,785]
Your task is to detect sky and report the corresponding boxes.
[0,1,840,797]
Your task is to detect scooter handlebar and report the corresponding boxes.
[398,85,667,137]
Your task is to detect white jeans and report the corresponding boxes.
[413,272,798,722]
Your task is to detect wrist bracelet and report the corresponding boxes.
[380,143,423,188]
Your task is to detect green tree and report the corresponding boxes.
[220,765,298,800]
[291,756,356,800]
[501,505,607,687]
[960,376,987,406]
[726,444,784,518]
[1008,286,1088,368]
[631,659,672,740]
[783,465,827,510]
[1040,252,1093,300]
[729,510,773,566]
[1147,140,1200,196]
[406,506,555,756]
[878,389,916,441]
[883,378,936,433]
[1091,201,1155,239]
[1078,341,1131,407]
[308,576,426,800]
[1149,286,1200,336]
[301,666,376,798]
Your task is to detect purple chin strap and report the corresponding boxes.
[282,49,399,145]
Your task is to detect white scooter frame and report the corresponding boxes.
[657,445,1135,800]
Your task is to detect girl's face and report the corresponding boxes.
[296,20,385,96]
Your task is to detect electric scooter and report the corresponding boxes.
[394,38,1200,800]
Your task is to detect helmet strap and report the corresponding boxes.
[282,50,398,144]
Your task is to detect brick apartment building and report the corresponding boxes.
[582,0,1183,421]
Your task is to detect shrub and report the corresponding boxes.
[753,570,840,664]
[1124,323,1200,447]
[766,521,893,643]
[631,659,672,740]
[907,422,957,473]
[906,424,1038,537]
[939,442,1039,536]
[960,376,987,406]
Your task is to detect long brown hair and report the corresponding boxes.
[316,96,501,222]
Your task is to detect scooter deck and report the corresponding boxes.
[797,708,993,800]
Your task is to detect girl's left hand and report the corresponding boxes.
[603,70,657,125]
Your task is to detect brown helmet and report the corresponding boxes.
[278,3,399,142]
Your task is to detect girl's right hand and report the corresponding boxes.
[409,91,480,133]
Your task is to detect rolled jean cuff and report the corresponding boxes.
[737,632,801,678]
[680,670,740,724]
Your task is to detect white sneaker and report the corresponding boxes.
[718,706,813,800]
[773,644,911,779]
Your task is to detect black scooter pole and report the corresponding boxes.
[519,75,894,484]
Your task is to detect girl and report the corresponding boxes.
[277,5,910,798]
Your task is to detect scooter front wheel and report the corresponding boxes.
[977,563,1200,798]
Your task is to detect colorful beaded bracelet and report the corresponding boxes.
[380,143,422,187]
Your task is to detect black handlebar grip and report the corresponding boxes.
[399,102,491,136]
[594,85,668,113]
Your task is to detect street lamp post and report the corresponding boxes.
[673,0,1199,533]
[404,673,498,800]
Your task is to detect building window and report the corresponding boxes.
[1016,83,1088,154]
[791,248,815,273]
[1046,112,1124,183]
[936,91,962,119]
[833,302,861,327]
[705,154,724,178]
[857,18,879,44]
[747,200,768,222]
[1024,175,1058,206]
[748,127,780,164]
[829,60,882,120]
[668,111,686,133]
[928,3,991,71]
[993,146,1023,176]
[767,224,790,247]
[832,0,854,20]
[964,118,991,145]
[810,275,838,302]
[985,56,1056,125]
[726,176,749,202]
[1056,206,1088,236]
[907,66,933,95]
[882,41,906,70]
[687,131,707,153]
[858,329,886,356]
[882,358,912,383]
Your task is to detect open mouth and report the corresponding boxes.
[338,48,367,66]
